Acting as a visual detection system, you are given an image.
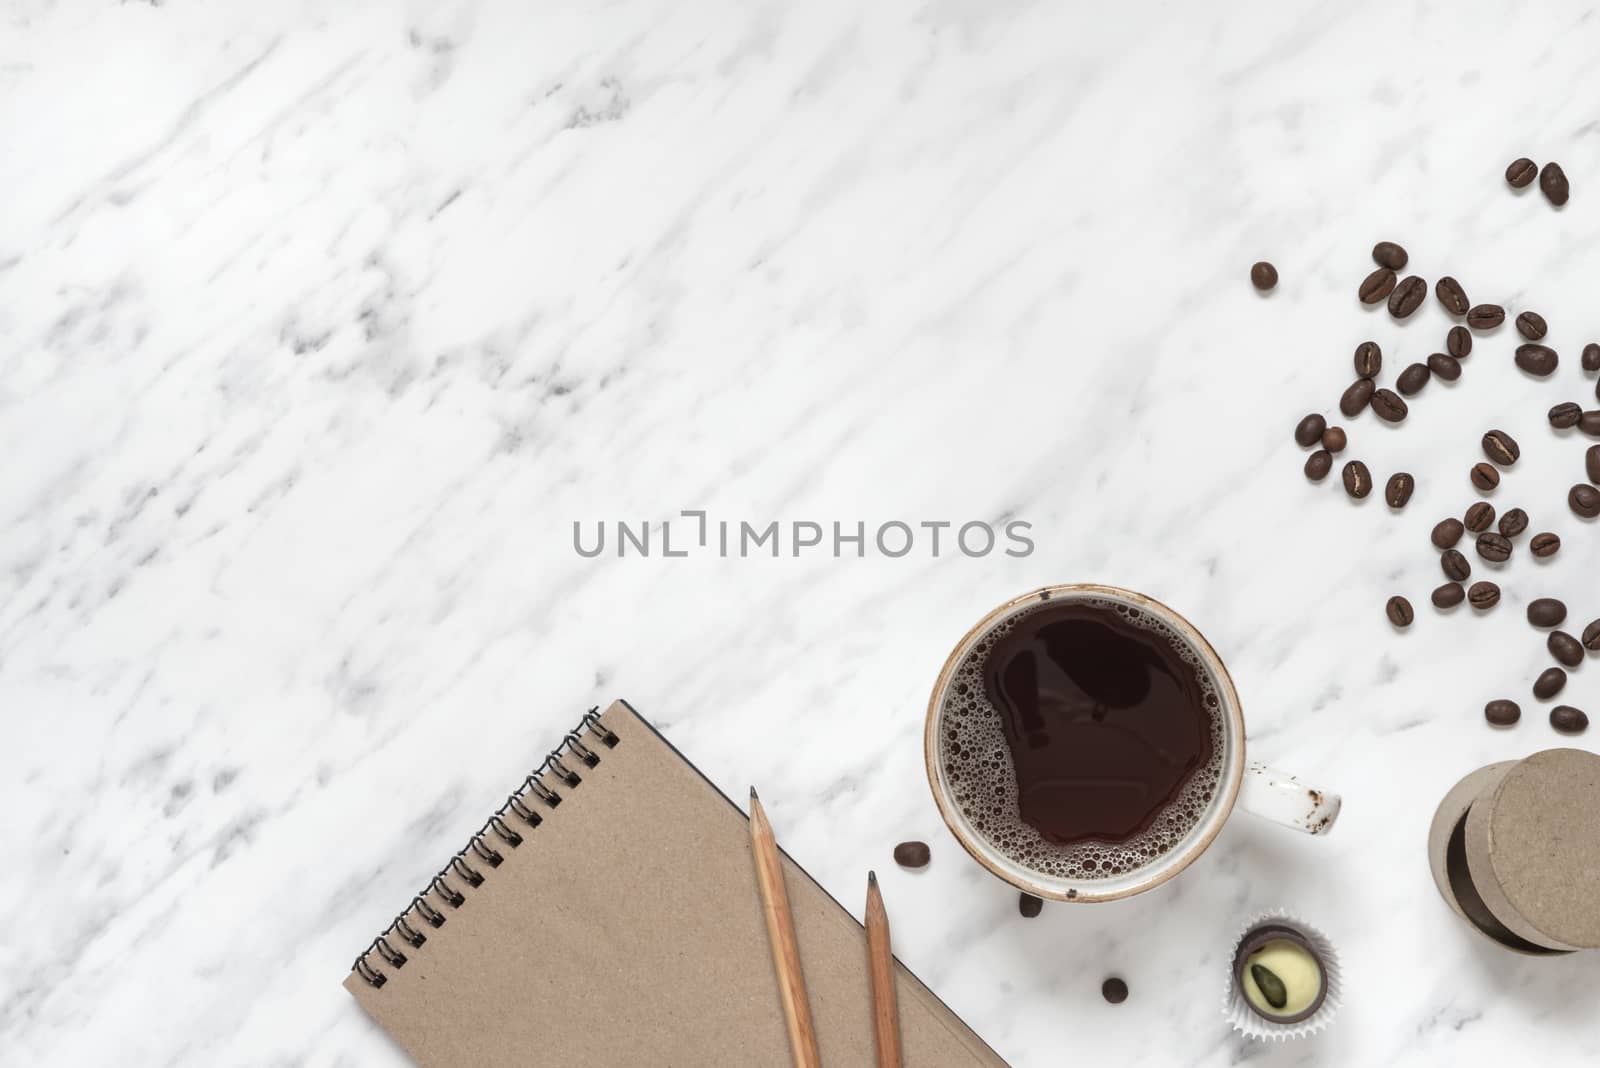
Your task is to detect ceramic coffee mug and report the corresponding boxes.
[925,584,1341,902]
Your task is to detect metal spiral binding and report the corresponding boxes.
[351,707,621,988]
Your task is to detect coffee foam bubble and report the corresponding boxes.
[939,597,1226,881]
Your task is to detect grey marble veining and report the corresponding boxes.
[4,1,1600,1064]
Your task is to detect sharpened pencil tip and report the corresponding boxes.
[749,785,758,801]
[868,870,878,887]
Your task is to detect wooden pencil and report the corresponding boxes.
[865,871,903,1068]
[748,787,822,1068]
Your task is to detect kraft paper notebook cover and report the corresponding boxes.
[345,699,1009,1067]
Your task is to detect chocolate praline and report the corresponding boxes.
[1232,924,1328,1025]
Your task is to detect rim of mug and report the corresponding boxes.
[923,583,1247,902]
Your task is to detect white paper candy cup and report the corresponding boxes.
[1223,910,1342,1041]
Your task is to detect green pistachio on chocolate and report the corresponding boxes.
[1250,964,1288,1009]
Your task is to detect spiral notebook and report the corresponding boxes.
[345,699,1008,1067]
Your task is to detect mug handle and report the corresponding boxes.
[1237,761,1342,835]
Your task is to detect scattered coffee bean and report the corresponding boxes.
[1304,450,1333,482]
[1441,549,1472,582]
[1515,311,1548,340]
[1550,402,1583,429]
[1530,532,1561,558]
[1581,411,1600,437]
[1533,667,1567,700]
[1587,445,1600,484]
[1321,426,1347,453]
[1506,158,1538,189]
[1481,430,1520,467]
[1431,517,1465,548]
[1388,275,1426,319]
[1485,699,1521,726]
[1372,241,1408,270]
[1497,508,1528,538]
[1470,462,1500,491]
[1251,261,1278,291]
[1447,325,1472,358]
[893,841,931,868]
[1515,343,1559,377]
[1342,460,1373,499]
[1432,582,1465,609]
[1549,631,1585,668]
[1427,353,1462,381]
[1527,598,1567,627]
[1464,502,1495,532]
[1101,977,1129,1005]
[1371,389,1408,423]
[1584,618,1600,650]
[1295,413,1327,447]
[1340,378,1376,417]
[1476,532,1512,562]
[1539,162,1570,207]
[1551,705,1588,734]
[1584,343,1600,372]
[1359,268,1397,305]
[1353,341,1382,379]
[1397,363,1430,396]
[1385,472,1415,508]
[1019,892,1043,918]
[1467,304,1505,330]
[1435,276,1470,317]
[1468,581,1500,609]
[1571,483,1600,518]
[1386,595,1415,627]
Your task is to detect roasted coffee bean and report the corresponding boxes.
[1019,892,1043,918]
[1481,430,1520,467]
[1506,158,1538,189]
[893,841,931,868]
[1304,450,1333,482]
[1571,484,1600,518]
[1342,459,1373,499]
[1470,462,1500,491]
[1385,472,1415,508]
[1527,598,1567,627]
[1321,426,1347,453]
[1533,667,1567,700]
[1295,413,1327,447]
[1515,343,1559,376]
[1498,508,1529,538]
[1587,444,1600,484]
[1485,699,1521,726]
[1359,267,1397,304]
[1530,532,1561,558]
[1515,311,1548,340]
[1549,631,1585,668]
[1467,304,1505,330]
[1540,161,1570,207]
[1476,532,1512,562]
[1584,343,1600,372]
[1101,977,1129,1005]
[1353,341,1382,379]
[1340,378,1375,417]
[1441,548,1472,582]
[1371,389,1408,423]
[1447,325,1472,358]
[1427,353,1461,381]
[1435,276,1470,317]
[1585,619,1600,650]
[1464,502,1495,532]
[1550,402,1583,429]
[1251,261,1278,290]
[1372,241,1408,270]
[1581,411,1600,438]
[1432,582,1465,609]
[1468,581,1500,609]
[1388,275,1427,319]
[1431,517,1465,548]
[1386,595,1415,627]
[1551,706,1588,734]
[1397,363,1431,396]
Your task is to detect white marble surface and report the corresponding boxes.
[5,1,1600,1064]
